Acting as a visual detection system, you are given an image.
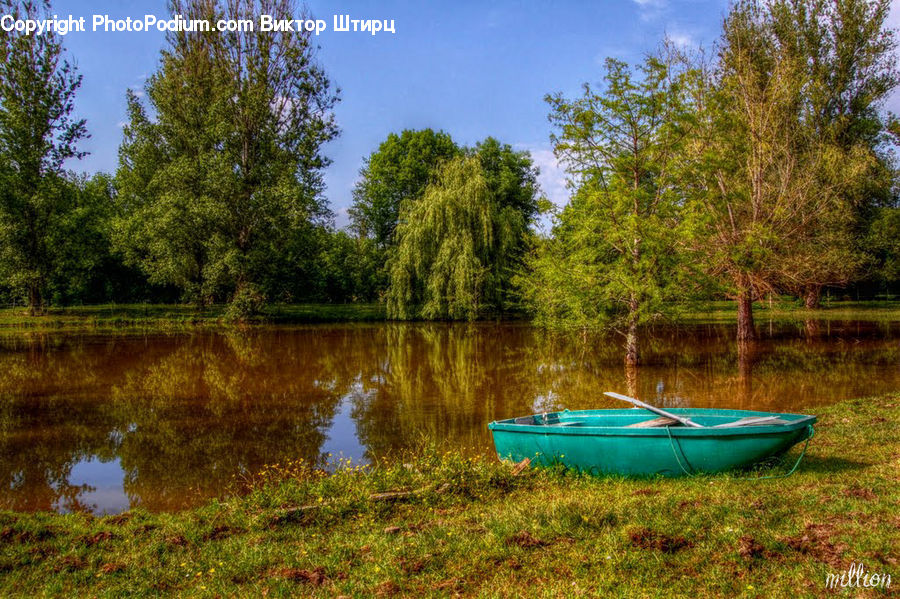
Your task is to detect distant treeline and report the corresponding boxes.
[0,0,899,351]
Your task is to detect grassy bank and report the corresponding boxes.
[0,299,899,333]
[680,299,900,324]
[1,396,897,597]
[0,303,386,332]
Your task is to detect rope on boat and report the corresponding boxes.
[665,426,696,475]
[666,424,815,479]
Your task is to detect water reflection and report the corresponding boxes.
[0,320,898,513]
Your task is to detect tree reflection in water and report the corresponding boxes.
[0,320,898,513]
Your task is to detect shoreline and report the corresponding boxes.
[1,394,897,596]
[0,300,898,335]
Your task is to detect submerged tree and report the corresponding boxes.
[0,0,88,314]
[522,53,690,366]
[683,0,878,340]
[387,146,538,320]
[115,0,339,316]
[769,0,898,307]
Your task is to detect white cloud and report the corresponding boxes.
[520,145,569,209]
[632,0,669,21]
[666,28,695,48]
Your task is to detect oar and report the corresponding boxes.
[603,391,704,428]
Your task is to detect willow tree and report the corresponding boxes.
[386,154,534,320]
[0,0,88,314]
[115,0,338,316]
[521,54,690,366]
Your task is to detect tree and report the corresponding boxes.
[386,146,538,320]
[0,0,88,314]
[866,207,900,290]
[768,0,898,307]
[315,230,380,303]
[522,54,690,366]
[115,0,339,317]
[683,0,872,340]
[349,129,460,250]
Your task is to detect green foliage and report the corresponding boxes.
[522,54,691,361]
[866,207,900,285]
[349,129,460,250]
[387,150,537,320]
[48,174,161,305]
[684,0,898,308]
[315,231,381,303]
[0,0,87,313]
[114,0,339,312]
[768,0,898,298]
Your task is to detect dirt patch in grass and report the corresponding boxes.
[842,487,877,500]
[432,578,465,593]
[272,566,328,586]
[99,563,126,574]
[202,525,240,541]
[629,528,692,553]
[782,524,846,568]
[738,535,776,560]
[54,556,87,572]
[375,580,401,596]
[399,556,430,574]
[506,530,549,548]
[1,526,57,544]
[103,513,132,526]
[165,534,189,547]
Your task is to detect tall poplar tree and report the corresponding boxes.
[0,0,88,314]
[115,0,339,316]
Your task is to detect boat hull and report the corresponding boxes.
[488,408,816,476]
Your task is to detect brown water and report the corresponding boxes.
[1,320,898,514]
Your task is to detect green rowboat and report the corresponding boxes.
[488,408,816,476]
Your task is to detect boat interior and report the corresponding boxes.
[505,409,813,429]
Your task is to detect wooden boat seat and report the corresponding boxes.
[626,416,680,428]
[712,416,789,428]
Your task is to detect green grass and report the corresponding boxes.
[0,303,386,332]
[0,299,898,333]
[1,395,897,597]
[679,299,900,324]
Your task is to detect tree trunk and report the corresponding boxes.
[737,340,756,409]
[625,296,639,367]
[737,289,756,342]
[27,284,40,317]
[804,318,820,339]
[625,362,638,398]
[804,285,821,310]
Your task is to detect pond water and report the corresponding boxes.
[1,320,899,514]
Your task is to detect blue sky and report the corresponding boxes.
[60,0,900,227]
